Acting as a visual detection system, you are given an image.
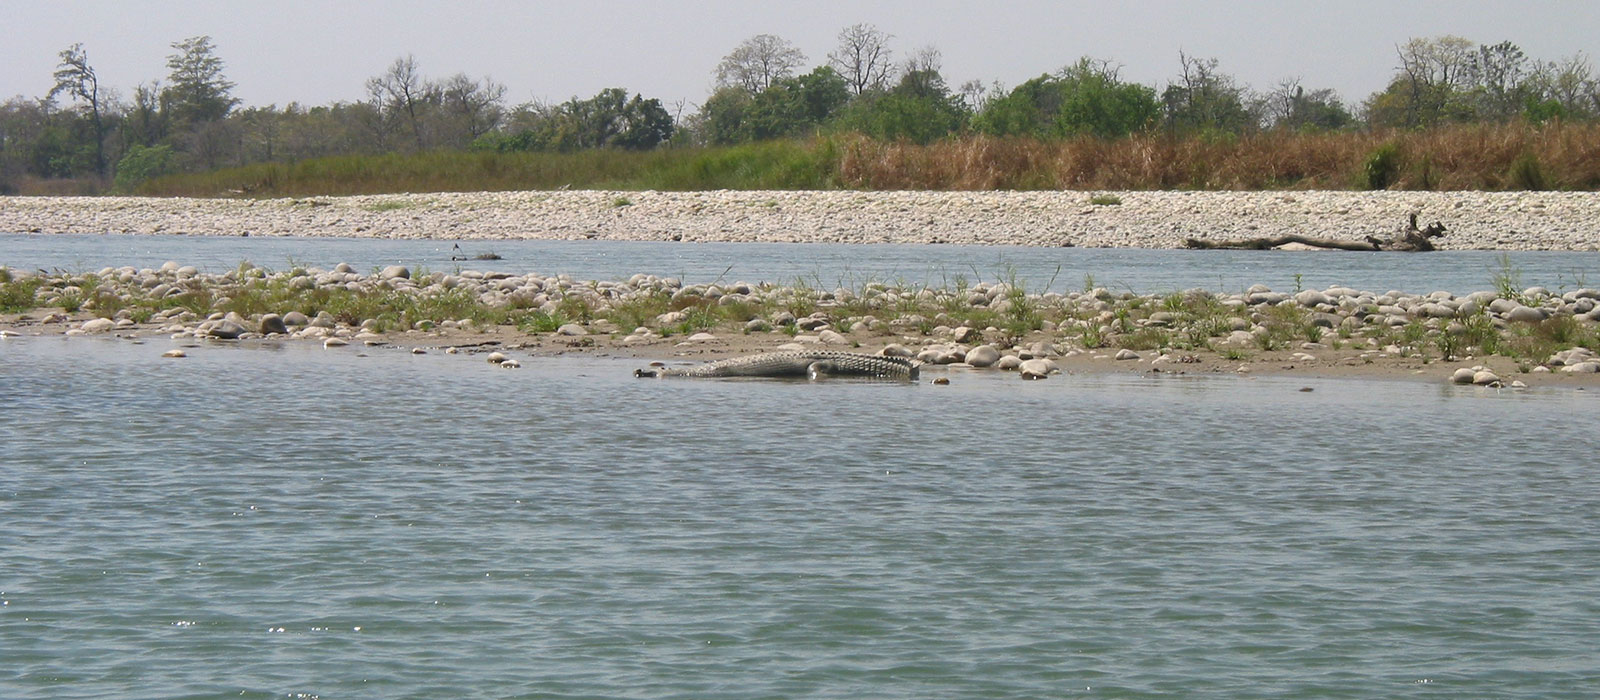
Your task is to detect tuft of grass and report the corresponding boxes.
[1508,152,1550,191]
[0,274,43,313]
[1089,193,1122,205]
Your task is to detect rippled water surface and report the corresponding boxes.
[5,232,1598,294]
[3,337,1598,698]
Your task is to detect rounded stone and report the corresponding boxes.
[1294,290,1331,307]
[258,314,288,335]
[323,337,349,348]
[1472,370,1501,386]
[965,344,1001,367]
[1114,349,1140,361]
[1019,358,1058,378]
[1505,305,1546,323]
[1017,361,1056,377]
[1450,367,1476,384]
[208,320,247,339]
[161,349,187,358]
[80,318,115,333]
[817,329,848,345]
[555,323,588,336]
[486,351,508,364]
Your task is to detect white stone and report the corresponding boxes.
[80,318,115,333]
[1018,358,1058,378]
[965,344,1001,367]
[1505,305,1546,323]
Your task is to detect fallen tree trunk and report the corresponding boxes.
[1184,214,1447,251]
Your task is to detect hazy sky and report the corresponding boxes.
[5,0,1597,112]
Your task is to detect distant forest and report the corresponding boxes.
[4,27,1599,195]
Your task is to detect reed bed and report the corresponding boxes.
[136,122,1600,197]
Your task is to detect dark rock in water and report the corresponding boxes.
[259,313,288,335]
[209,320,247,339]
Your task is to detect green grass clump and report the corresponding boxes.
[1508,152,1550,191]
[0,273,43,313]
[1362,143,1402,190]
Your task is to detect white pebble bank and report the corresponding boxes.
[2,190,1596,250]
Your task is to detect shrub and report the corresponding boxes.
[1508,152,1550,191]
[115,144,179,192]
[1362,143,1401,190]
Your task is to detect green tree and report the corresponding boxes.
[162,36,237,125]
[1162,53,1257,135]
[694,67,848,144]
[839,51,967,144]
[1366,36,1479,128]
[49,43,108,175]
[974,58,1160,139]
[1263,79,1353,131]
[476,88,672,152]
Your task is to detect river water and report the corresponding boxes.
[3,336,1598,699]
[4,232,1598,294]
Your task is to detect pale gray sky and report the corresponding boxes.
[4,0,1597,112]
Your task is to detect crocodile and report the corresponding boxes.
[634,351,919,380]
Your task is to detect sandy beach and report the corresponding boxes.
[3,190,1599,250]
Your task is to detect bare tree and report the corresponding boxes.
[716,34,806,95]
[827,23,894,96]
[440,73,506,145]
[901,45,943,77]
[366,55,435,150]
[49,43,107,174]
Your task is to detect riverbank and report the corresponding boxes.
[4,261,1597,388]
[3,190,1598,250]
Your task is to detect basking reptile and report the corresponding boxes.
[634,351,919,380]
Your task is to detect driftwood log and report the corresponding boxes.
[1183,214,1447,252]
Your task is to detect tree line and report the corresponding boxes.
[3,28,1598,194]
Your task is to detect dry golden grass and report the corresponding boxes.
[833,122,1600,191]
